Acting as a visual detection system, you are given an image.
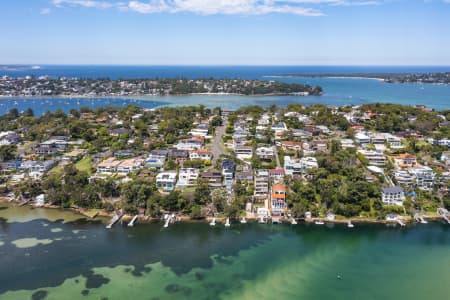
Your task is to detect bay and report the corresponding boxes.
[0,205,449,300]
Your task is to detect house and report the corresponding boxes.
[427,138,450,147]
[235,170,254,182]
[62,149,85,161]
[201,171,223,187]
[271,184,286,216]
[269,168,285,181]
[271,122,288,135]
[149,149,169,160]
[109,127,131,137]
[281,141,302,152]
[168,149,189,163]
[34,146,59,155]
[177,168,200,187]
[189,149,213,161]
[300,157,319,169]
[355,132,371,145]
[381,186,405,206]
[221,158,235,181]
[96,157,122,174]
[357,150,386,166]
[303,140,327,155]
[114,150,134,158]
[316,125,332,135]
[409,166,435,191]
[116,158,144,174]
[284,156,303,176]
[393,153,417,168]
[235,146,253,160]
[0,160,22,171]
[254,169,269,200]
[394,170,415,187]
[0,132,21,145]
[340,139,355,149]
[156,171,177,191]
[256,146,274,161]
[175,137,204,151]
[291,129,312,138]
[20,160,56,177]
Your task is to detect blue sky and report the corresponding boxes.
[1,0,450,65]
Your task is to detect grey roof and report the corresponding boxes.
[382,186,404,193]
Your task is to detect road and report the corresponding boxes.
[273,145,281,168]
[211,119,227,165]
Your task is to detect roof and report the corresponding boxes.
[382,186,404,194]
[269,168,285,175]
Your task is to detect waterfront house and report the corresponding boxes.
[96,157,121,174]
[177,168,200,187]
[0,131,21,145]
[409,166,435,190]
[284,156,303,176]
[254,169,270,200]
[201,171,223,187]
[355,132,371,145]
[175,137,204,151]
[441,151,450,165]
[221,158,235,181]
[394,170,416,187]
[381,186,405,206]
[235,170,254,182]
[20,160,56,177]
[0,160,22,171]
[271,183,286,216]
[156,171,177,191]
[340,139,355,149]
[116,158,144,175]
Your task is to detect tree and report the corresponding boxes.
[194,183,210,206]
[0,145,17,161]
[211,188,228,213]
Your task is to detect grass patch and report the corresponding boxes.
[75,156,93,175]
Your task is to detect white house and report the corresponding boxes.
[235,146,253,160]
[177,168,200,187]
[156,171,178,191]
[381,186,405,206]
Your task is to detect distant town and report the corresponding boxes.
[0,102,448,226]
[283,72,450,85]
[0,76,323,97]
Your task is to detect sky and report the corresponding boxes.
[0,0,450,65]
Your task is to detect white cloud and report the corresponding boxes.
[50,0,381,16]
[40,8,52,14]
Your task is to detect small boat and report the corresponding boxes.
[420,219,428,224]
[258,216,265,224]
[209,217,216,226]
[291,218,297,225]
[225,218,231,227]
[347,221,354,228]
[315,221,324,225]
[240,217,247,224]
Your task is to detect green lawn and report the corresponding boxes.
[75,156,93,175]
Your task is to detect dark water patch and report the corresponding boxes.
[131,265,152,277]
[124,267,132,273]
[165,284,192,296]
[82,270,110,289]
[31,290,48,300]
[81,289,89,296]
[0,207,8,211]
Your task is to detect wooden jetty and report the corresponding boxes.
[127,215,138,227]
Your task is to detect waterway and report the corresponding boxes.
[0,204,449,300]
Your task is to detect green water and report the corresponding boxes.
[0,204,449,300]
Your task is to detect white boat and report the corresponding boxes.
[315,221,324,225]
[240,217,247,224]
[420,219,428,224]
[347,221,354,228]
[258,216,265,224]
[225,218,231,227]
[291,218,297,225]
[209,217,216,226]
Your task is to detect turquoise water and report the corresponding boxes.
[0,204,449,300]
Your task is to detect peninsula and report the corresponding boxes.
[279,72,450,85]
[0,76,323,97]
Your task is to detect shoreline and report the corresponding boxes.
[1,198,445,226]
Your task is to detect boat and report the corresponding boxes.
[420,219,428,224]
[163,215,172,228]
[315,220,324,225]
[240,217,247,224]
[209,217,216,226]
[258,216,265,224]
[225,218,231,227]
[291,218,297,225]
[347,221,354,228]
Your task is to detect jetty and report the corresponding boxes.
[396,219,406,227]
[106,213,123,229]
[209,217,216,226]
[291,218,297,225]
[163,214,172,228]
[437,208,450,224]
[414,213,427,224]
[259,216,266,224]
[127,215,138,227]
[240,217,247,224]
[347,221,354,228]
[225,218,231,227]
